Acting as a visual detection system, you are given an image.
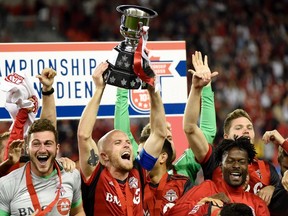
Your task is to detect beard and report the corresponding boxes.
[111,155,133,172]
[29,153,57,177]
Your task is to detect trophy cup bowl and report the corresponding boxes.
[103,5,158,89]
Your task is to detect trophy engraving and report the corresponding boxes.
[103,5,158,89]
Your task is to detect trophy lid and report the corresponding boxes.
[116,5,158,18]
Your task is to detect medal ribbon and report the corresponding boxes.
[107,170,134,216]
[26,162,62,215]
[134,26,155,87]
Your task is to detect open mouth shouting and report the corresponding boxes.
[37,154,50,166]
[228,171,244,186]
[121,151,131,161]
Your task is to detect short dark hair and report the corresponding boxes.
[162,139,174,170]
[223,109,252,135]
[220,203,253,216]
[27,119,58,143]
[139,123,174,169]
[214,136,256,166]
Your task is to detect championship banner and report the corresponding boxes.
[0,41,187,121]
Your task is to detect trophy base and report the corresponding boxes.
[103,43,144,89]
[103,63,142,89]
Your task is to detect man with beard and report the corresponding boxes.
[166,137,270,216]
[183,51,280,206]
[77,62,167,215]
[0,69,85,215]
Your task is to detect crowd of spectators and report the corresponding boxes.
[1,0,288,170]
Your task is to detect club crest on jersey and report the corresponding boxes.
[256,169,262,179]
[5,73,24,85]
[129,90,150,114]
[164,189,178,202]
[128,177,139,189]
[57,198,71,215]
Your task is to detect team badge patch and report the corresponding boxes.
[129,177,139,189]
[164,189,178,202]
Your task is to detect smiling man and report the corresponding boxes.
[0,119,85,216]
[183,51,280,208]
[0,68,85,216]
[166,137,270,216]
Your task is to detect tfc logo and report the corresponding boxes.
[4,73,24,85]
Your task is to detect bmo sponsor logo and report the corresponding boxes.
[105,188,141,206]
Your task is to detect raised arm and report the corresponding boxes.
[200,83,216,145]
[173,82,216,181]
[77,62,108,180]
[37,68,57,128]
[142,84,167,158]
[114,88,138,157]
[262,129,288,153]
[183,51,218,162]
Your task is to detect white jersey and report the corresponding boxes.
[0,162,82,216]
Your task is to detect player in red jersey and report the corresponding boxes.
[166,137,270,216]
[137,125,193,215]
[77,62,167,216]
[183,51,280,206]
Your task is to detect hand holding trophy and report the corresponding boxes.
[103,5,158,89]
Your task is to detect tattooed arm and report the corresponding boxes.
[77,62,108,180]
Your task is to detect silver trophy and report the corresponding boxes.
[103,5,158,89]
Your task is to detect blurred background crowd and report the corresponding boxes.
[0,0,288,173]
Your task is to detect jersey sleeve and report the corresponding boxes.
[253,196,271,216]
[171,86,215,182]
[166,181,215,216]
[114,88,138,157]
[200,85,216,145]
[0,175,13,214]
[186,202,211,216]
[200,146,217,180]
[71,169,83,208]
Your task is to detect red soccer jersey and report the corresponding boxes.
[81,161,146,216]
[200,145,280,195]
[143,173,192,216]
[166,180,270,216]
